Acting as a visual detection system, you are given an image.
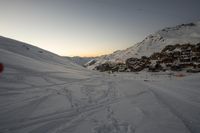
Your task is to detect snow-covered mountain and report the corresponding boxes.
[0,36,88,72]
[0,36,101,133]
[1,36,200,133]
[64,56,96,66]
[87,21,200,69]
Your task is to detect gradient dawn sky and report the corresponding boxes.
[0,0,200,57]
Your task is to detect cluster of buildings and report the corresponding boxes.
[95,43,200,73]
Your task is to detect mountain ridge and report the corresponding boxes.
[87,21,200,69]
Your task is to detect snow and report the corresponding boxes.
[0,36,200,133]
[88,21,200,69]
[65,56,95,66]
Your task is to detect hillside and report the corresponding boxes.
[0,36,87,72]
[87,21,200,69]
[0,36,200,133]
[65,56,96,66]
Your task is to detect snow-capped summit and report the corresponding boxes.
[87,21,200,69]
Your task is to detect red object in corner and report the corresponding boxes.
[0,63,4,73]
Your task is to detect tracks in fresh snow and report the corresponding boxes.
[143,81,200,133]
[93,106,135,133]
[0,77,122,133]
[1,73,199,133]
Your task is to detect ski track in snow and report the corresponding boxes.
[0,73,123,133]
[1,35,200,133]
[143,81,200,133]
[1,71,200,133]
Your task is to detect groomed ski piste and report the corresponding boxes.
[0,36,200,133]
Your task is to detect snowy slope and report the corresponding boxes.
[0,36,102,132]
[65,56,96,66]
[0,36,86,71]
[88,21,200,69]
[0,36,200,133]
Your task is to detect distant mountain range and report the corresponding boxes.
[64,56,96,66]
[86,21,200,69]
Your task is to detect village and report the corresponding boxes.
[95,43,200,73]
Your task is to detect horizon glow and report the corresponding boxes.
[0,0,200,57]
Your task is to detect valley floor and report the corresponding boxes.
[0,71,200,133]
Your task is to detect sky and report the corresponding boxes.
[0,0,200,57]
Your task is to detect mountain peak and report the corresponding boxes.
[87,21,200,69]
